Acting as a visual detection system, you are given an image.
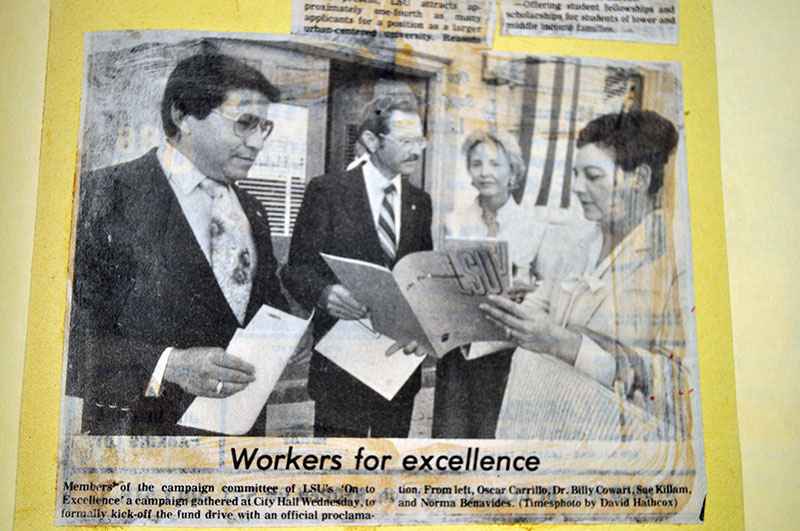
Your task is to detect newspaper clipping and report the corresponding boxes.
[57,23,705,526]
[499,0,679,43]
[292,0,496,45]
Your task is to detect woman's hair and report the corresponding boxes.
[461,129,526,188]
[576,110,678,195]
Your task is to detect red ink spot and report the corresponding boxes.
[691,306,695,313]
[689,388,694,393]
[670,353,674,359]
[650,396,655,401]
[679,391,683,395]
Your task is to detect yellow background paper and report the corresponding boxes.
[715,1,800,528]
[0,0,49,527]
[3,0,795,529]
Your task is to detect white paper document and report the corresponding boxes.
[316,319,425,401]
[178,306,312,435]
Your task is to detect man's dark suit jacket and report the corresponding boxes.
[68,149,287,435]
[281,165,433,434]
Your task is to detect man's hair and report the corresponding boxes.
[461,129,526,187]
[357,94,420,141]
[576,110,678,196]
[161,53,280,138]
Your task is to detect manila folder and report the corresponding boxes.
[320,253,427,346]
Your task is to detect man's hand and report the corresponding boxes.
[480,295,581,364]
[287,327,314,367]
[385,340,429,358]
[319,284,369,320]
[163,347,255,398]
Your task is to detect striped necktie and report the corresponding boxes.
[377,182,397,266]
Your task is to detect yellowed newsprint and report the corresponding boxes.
[56,27,704,526]
[291,0,496,45]
[499,0,679,43]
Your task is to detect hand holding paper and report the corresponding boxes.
[321,241,511,358]
[178,306,313,435]
[385,339,429,358]
[164,346,255,397]
[319,283,369,320]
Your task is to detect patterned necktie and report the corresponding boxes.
[377,182,397,266]
[200,179,253,324]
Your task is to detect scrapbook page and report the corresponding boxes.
[13,0,742,529]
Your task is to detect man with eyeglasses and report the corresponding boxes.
[69,54,288,435]
[282,93,433,437]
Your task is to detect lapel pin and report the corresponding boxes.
[411,204,417,211]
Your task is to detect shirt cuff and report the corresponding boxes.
[464,341,516,360]
[573,335,616,387]
[145,347,174,398]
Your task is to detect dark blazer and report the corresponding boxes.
[68,149,287,435]
[281,165,433,407]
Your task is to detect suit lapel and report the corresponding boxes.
[140,153,241,328]
[397,179,421,260]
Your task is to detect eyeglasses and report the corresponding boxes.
[379,133,427,150]
[212,109,274,140]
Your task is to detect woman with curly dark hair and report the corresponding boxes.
[482,110,693,449]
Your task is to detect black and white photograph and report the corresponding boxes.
[56,29,705,525]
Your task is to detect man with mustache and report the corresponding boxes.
[68,54,288,435]
[282,93,433,437]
